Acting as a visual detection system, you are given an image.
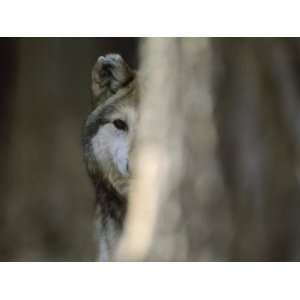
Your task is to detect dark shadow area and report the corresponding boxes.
[0,38,138,261]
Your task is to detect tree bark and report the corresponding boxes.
[118,37,300,261]
[118,38,232,261]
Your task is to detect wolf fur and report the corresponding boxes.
[82,54,139,261]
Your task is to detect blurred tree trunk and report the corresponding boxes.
[118,38,300,261]
[213,38,300,261]
[118,38,232,261]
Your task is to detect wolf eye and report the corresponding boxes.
[113,119,128,131]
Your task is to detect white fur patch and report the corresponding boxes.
[92,124,129,177]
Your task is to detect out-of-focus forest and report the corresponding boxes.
[120,38,300,261]
[0,38,138,260]
[1,38,300,261]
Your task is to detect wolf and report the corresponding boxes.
[82,54,139,261]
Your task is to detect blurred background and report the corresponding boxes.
[120,38,300,262]
[2,38,300,261]
[0,38,138,260]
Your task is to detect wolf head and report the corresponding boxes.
[83,54,138,198]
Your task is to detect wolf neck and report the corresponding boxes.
[95,180,127,228]
[95,181,127,261]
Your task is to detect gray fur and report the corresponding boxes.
[82,54,138,261]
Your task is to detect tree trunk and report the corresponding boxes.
[118,38,232,261]
[118,37,300,261]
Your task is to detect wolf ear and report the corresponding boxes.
[91,54,135,107]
